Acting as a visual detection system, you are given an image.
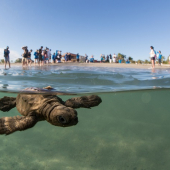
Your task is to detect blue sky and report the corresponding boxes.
[0,0,169,61]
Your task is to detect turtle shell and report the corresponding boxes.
[20,87,76,95]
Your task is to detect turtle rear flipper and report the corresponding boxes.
[0,115,37,135]
[0,96,16,112]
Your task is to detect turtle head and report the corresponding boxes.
[48,106,78,127]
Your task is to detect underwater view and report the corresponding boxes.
[0,65,170,170]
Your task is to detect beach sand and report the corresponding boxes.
[0,62,170,69]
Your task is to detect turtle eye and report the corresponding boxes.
[58,116,67,124]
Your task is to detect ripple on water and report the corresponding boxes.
[0,65,170,93]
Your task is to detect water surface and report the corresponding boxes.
[0,65,170,170]
[0,65,170,93]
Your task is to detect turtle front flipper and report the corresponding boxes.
[64,95,102,109]
[0,115,38,135]
[0,96,16,112]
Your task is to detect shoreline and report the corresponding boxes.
[0,62,170,69]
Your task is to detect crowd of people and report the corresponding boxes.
[21,46,82,66]
[100,54,118,63]
[2,45,170,69]
[22,46,52,67]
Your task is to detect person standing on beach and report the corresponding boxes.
[150,46,156,68]
[112,53,116,63]
[22,46,28,67]
[100,54,103,63]
[106,55,109,62]
[89,55,94,63]
[27,49,33,66]
[85,54,88,63]
[157,51,162,66]
[4,46,11,69]
[76,53,79,62]
[168,55,170,64]
[38,46,43,66]
[109,54,112,63]
[52,53,56,63]
[34,49,39,65]
[64,53,68,62]
[44,48,48,64]
[42,49,47,65]
[47,49,51,63]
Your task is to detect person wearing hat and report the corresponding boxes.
[34,49,39,65]
[4,46,11,69]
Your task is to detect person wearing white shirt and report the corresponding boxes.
[112,53,116,63]
[150,46,155,68]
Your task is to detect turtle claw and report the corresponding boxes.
[0,96,16,112]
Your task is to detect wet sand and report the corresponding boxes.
[0,62,170,69]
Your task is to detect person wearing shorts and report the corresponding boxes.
[4,46,10,69]
[38,46,43,66]
[150,46,155,68]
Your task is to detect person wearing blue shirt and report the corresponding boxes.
[52,53,56,63]
[76,53,79,62]
[157,51,162,66]
[34,50,39,65]
[89,55,94,63]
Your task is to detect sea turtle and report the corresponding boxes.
[0,87,102,135]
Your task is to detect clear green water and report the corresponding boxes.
[0,89,170,170]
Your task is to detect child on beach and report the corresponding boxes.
[89,55,94,63]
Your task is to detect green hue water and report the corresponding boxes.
[0,89,170,170]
